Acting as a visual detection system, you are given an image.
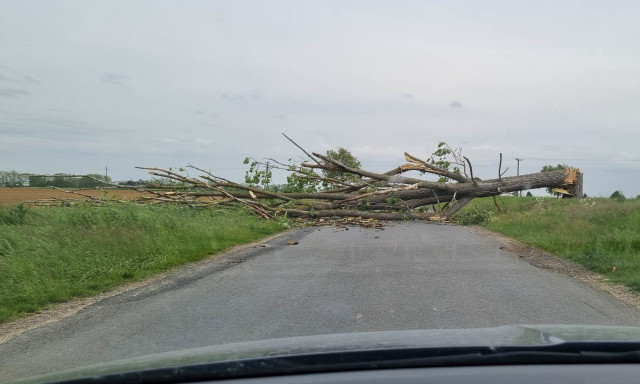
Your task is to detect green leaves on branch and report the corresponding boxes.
[426,141,464,183]
[385,192,399,205]
[242,147,364,192]
[242,142,467,193]
[285,166,320,193]
[243,157,272,189]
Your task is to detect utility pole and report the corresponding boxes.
[105,166,109,181]
[515,158,523,196]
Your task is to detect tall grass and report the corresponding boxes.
[457,196,640,291]
[0,203,287,323]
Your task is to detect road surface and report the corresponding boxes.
[2,222,640,380]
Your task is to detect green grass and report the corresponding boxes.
[457,196,640,291]
[0,203,287,323]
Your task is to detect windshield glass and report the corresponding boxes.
[1,1,640,381]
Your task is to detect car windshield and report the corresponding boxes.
[1,1,640,382]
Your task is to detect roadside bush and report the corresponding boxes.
[611,190,626,200]
[455,206,494,225]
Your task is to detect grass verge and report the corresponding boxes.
[0,203,287,323]
[456,196,640,291]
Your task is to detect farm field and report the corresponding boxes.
[0,187,148,206]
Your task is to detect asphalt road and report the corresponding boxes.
[2,222,640,380]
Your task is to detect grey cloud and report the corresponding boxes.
[272,114,286,119]
[221,93,241,100]
[0,73,40,84]
[0,88,31,98]
[221,93,261,101]
[399,93,414,99]
[24,76,41,84]
[449,100,463,108]
[193,110,205,115]
[102,73,131,86]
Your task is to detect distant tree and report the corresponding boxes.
[322,148,362,185]
[610,190,626,200]
[47,174,75,188]
[28,175,47,187]
[284,168,320,193]
[0,171,28,187]
[119,179,152,186]
[541,164,570,196]
[280,148,363,192]
[120,180,141,186]
[77,174,112,188]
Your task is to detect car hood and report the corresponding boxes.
[13,324,640,383]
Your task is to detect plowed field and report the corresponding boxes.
[0,188,147,205]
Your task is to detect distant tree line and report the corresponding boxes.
[118,179,152,186]
[0,171,29,187]
[27,174,112,188]
[0,170,178,188]
[0,171,114,188]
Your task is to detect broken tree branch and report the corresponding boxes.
[45,137,579,223]
[282,133,321,164]
[463,156,477,185]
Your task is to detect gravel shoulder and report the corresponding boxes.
[471,226,640,311]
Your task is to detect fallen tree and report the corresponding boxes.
[131,136,579,221]
[24,137,579,221]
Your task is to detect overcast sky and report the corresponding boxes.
[1,0,639,196]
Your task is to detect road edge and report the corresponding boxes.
[471,226,640,311]
[0,228,296,344]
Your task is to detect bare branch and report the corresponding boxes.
[404,153,470,183]
[463,156,477,185]
[282,133,320,164]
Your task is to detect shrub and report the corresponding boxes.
[455,206,494,225]
[611,190,626,200]
[0,204,29,225]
